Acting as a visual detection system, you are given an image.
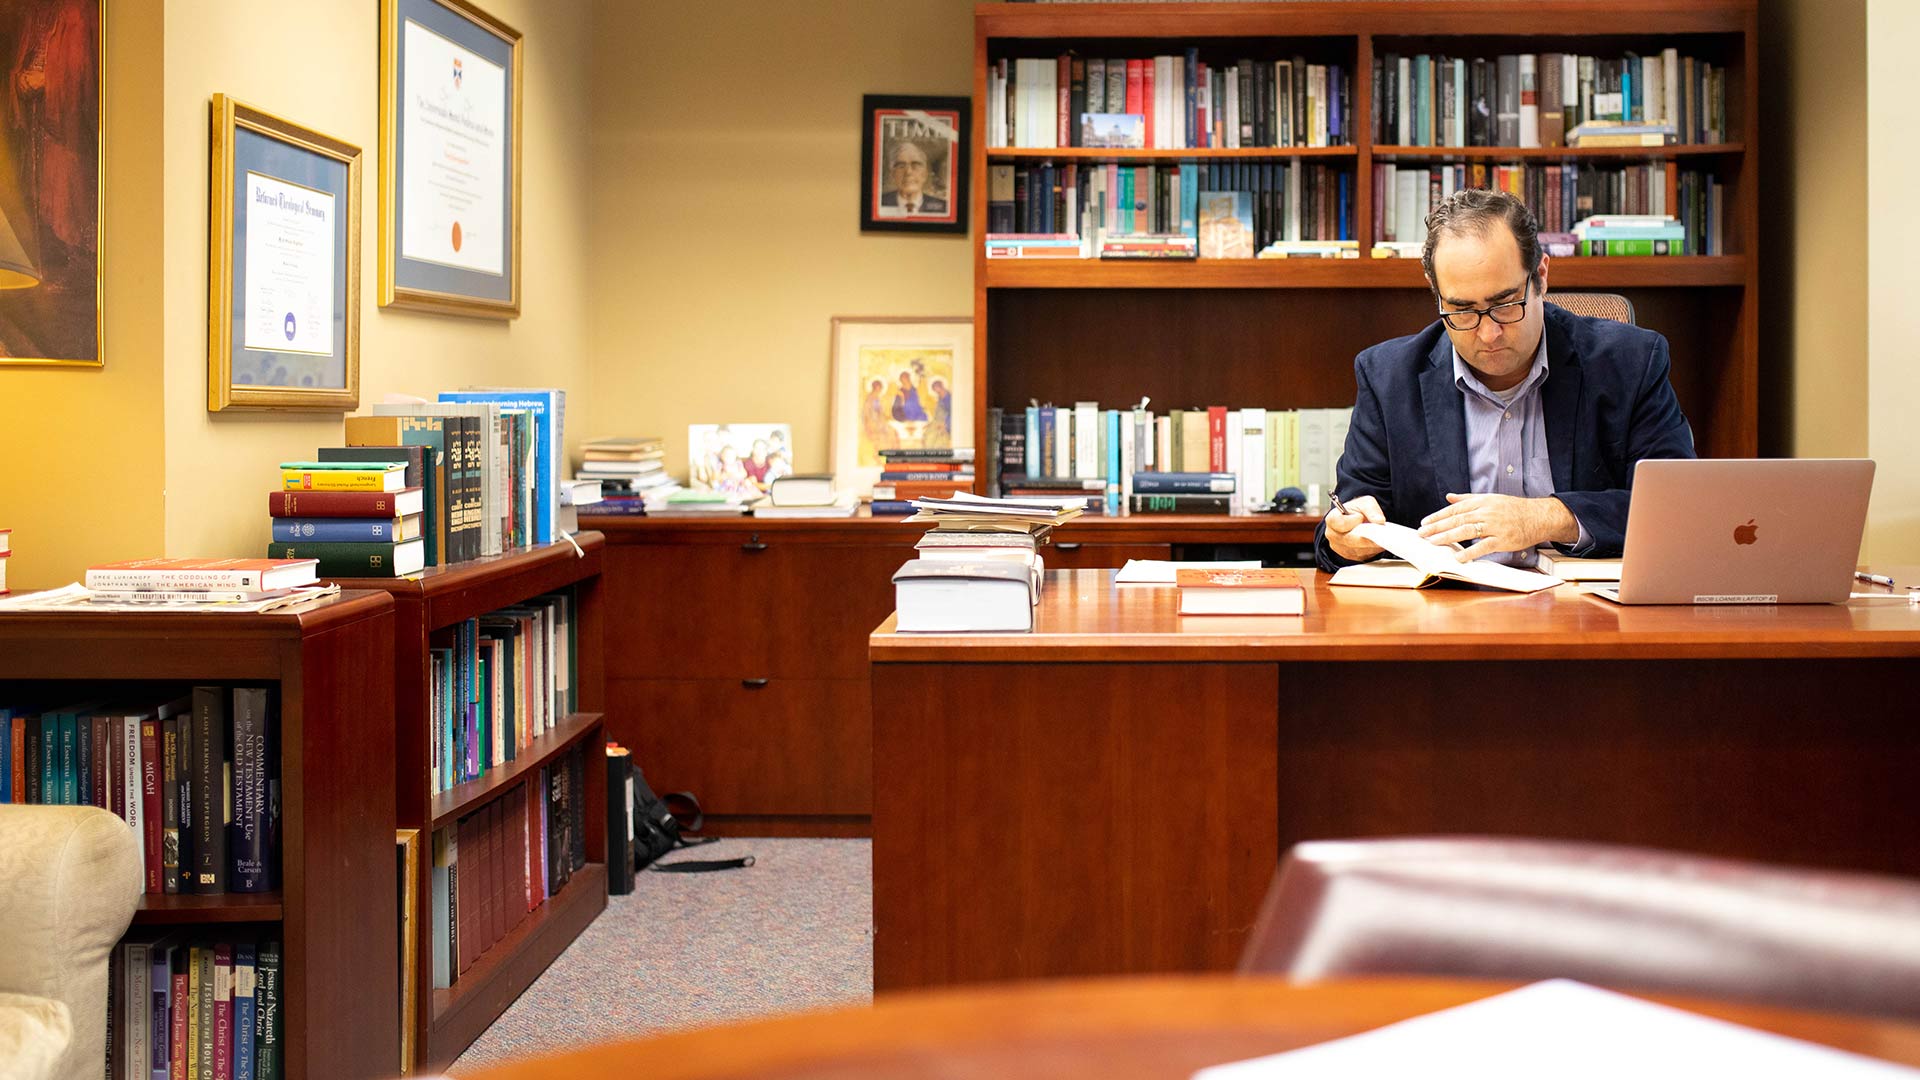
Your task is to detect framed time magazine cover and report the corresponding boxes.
[859,95,968,234]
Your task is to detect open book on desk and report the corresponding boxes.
[1327,521,1562,594]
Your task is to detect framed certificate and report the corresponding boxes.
[379,0,521,318]
[208,95,361,412]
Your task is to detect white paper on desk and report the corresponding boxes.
[1193,980,1920,1080]
[1114,559,1261,585]
[1351,521,1561,593]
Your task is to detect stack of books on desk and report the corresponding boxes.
[83,558,319,605]
[575,435,673,510]
[871,448,975,515]
[890,494,1088,633]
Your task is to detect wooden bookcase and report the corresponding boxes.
[0,592,400,1080]
[972,0,1761,510]
[336,534,607,1074]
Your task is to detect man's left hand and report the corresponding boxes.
[1418,493,1579,563]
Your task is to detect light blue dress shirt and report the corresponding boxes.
[1451,338,1592,567]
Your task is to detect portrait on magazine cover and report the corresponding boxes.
[860,95,968,234]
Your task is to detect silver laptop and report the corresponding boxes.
[1594,459,1874,605]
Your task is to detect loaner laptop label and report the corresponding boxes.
[1693,594,1779,604]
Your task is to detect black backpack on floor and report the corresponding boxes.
[631,766,753,873]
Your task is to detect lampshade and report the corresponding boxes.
[0,203,41,289]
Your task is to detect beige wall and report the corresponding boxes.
[1760,0,1868,461]
[586,0,974,481]
[1867,0,1920,561]
[0,0,165,590]
[160,0,597,558]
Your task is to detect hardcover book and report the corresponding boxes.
[1175,568,1307,615]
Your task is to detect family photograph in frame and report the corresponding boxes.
[0,0,103,368]
[859,95,968,234]
[828,316,973,495]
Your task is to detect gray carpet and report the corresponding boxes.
[448,838,874,1074]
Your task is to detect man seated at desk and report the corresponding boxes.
[1317,189,1696,572]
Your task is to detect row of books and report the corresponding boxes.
[984,403,1356,515]
[430,744,587,990]
[1371,50,1729,149]
[430,591,577,796]
[1373,163,1722,254]
[987,158,1354,253]
[109,936,283,1080]
[0,687,279,895]
[989,52,1355,150]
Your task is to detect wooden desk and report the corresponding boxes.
[869,570,1920,991]
[461,975,1920,1079]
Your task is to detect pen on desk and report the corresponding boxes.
[1854,571,1897,588]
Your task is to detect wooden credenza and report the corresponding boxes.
[585,511,1318,835]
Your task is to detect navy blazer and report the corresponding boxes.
[1313,302,1696,571]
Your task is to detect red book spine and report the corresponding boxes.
[140,721,164,892]
[265,489,410,517]
[170,967,189,1080]
[1057,53,1071,147]
[9,719,22,803]
[456,814,476,975]
[489,800,507,950]
[1142,60,1156,148]
[1197,62,1210,148]
[1126,59,1144,116]
[1208,407,1228,472]
[94,716,110,809]
[525,779,542,910]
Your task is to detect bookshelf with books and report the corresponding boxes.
[0,592,399,1080]
[973,0,1761,498]
[334,534,607,1073]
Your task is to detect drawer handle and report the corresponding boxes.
[1056,542,1082,551]
[742,678,770,689]
[741,540,769,553]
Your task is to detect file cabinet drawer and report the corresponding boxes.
[610,676,871,816]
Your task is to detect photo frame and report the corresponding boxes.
[379,0,522,318]
[859,95,969,235]
[207,94,361,412]
[0,0,105,368]
[828,316,973,495]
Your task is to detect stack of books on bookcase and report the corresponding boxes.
[986,402,1353,515]
[430,742,588,992]
[989,51,1354,150]
[269,461,427,577]
[0,688,283,898]
[429,594,575,797]
[574,435,672,515]
[109,936,282,1080]
[79,558,319,608]
[870,448,975,516]
[1370,49,1728,150]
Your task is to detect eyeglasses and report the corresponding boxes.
[1438,278,1532,331]
[890,160,929,172]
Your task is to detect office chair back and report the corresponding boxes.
[1546,292,1635,324]
[1240,836,1920,1021]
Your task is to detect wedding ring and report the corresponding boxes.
[1472,521,1485,537]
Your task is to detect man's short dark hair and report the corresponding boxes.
[1421,189,1543,300]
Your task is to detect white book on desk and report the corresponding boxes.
[1328,522,1561,594]
[892,559,1035,633]
[1193,979,1920,1079]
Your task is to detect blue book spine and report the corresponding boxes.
[41,714,58,804]
[1414,55,1432,145]
[1185,47,1200,149]
[269,518,398,543]
[59,713,77,805]
[0,707,10,802]
[1179,160,1199,239]
[233,944,257,1080]
[1037,408,1057,479]
[1133,471,1238,494]
[1622,64,1634,123]
[150,946,170,1080]
[868,500,915,516]
[1024,407,1040,475]
[1329,64,1343,142]
[439,390,561,545]
[1105,410,1121,515]
[1338,172,1352,241]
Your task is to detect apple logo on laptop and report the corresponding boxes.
[1733,518,1758,545]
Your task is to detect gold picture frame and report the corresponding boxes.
[378,0,523,319]
[207,94,361,411]
[827,316,973,496]
[0,0,106,369]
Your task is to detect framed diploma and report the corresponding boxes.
[379,0,521,318]
[207,95,361,412]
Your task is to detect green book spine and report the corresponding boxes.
[264,541,416,578]
[1577,237,1684,256]
[58,712,77,805]
[254,942,281,1080]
